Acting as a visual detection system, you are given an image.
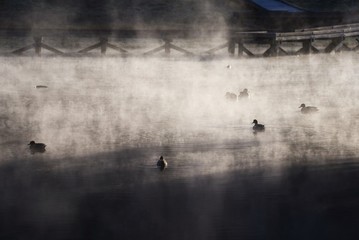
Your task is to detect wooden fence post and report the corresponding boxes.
[164,38,172,55]
[34,36,43,56]
[263,39,279,57]
[100,37,108,54]
[237,39,244,56]
[303,39,312,54]
[228,38,235,56]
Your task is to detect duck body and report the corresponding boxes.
[28,141,46,154]
[225,92,237,102]
[299,104,318,114]
[238,89,249,99]
[252,119,265,132]
[157,156,168,171]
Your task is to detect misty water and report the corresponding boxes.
[1,52,359,239]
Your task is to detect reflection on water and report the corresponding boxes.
[0,54,359,239]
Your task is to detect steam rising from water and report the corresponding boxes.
[1,52,359,240]
[1,53,359,174]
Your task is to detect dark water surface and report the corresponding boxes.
[1,55,359,239]
[1,153,359,240]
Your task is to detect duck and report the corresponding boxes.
[252,119,265,132]
[238,88,249,99]
[157,156,168,171]
[28,141,46,154]
[299,103,318,114]
[225,92,237,101]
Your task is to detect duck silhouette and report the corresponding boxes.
[225,92,237,101]
[299,103,318,114]
[28,141,46,154]
[238,88,249,99]
[157,156,168,171]
[252,119,265,132]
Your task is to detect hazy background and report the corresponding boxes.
[0,0,232,30]
[1,0,359,31]
[2,53,359,163]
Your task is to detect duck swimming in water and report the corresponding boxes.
[299,103,318,114]
[238,88,249,99]
[28,141,46,154]
[225,92,237,102]
[252,119,265,132]
[157,156,168,171]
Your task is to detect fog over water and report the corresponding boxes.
[1,52,359,239]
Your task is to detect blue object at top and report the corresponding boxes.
[250,0,304,12]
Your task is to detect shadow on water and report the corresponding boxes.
[0,148,359,240]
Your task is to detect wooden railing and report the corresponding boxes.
[3,23,359,57]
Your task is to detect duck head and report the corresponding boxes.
[28,141,35,146]
[299,103,306,108]
[252,119,258,124]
